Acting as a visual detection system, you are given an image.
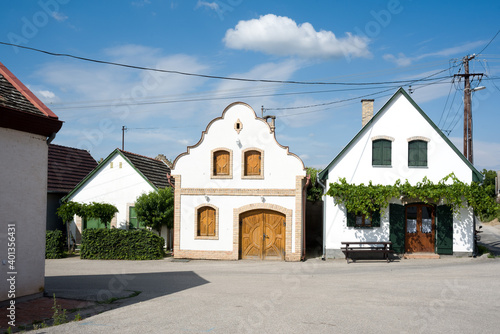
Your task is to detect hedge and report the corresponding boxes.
[46,230,64,259]
[80,229,165,260]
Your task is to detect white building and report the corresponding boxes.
[318,88,482,258]
[64,149,173,246]
[0,62,62,301]
[171,102,307,261]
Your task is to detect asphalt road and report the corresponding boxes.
[31,255,500,334]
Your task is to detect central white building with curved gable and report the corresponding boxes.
[171,102,307,261]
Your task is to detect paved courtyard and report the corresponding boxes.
[26,254,500,334]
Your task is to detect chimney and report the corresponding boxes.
[361,99,374,127]
[264,115,276,133]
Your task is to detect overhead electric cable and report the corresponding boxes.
[477,29,500,56]
[0,41,453,86]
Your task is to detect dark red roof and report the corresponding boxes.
[48,144,98,193]
[0,61,62,136]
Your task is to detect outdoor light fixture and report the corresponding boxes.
[205,195,210,202]
[472,86,486,92]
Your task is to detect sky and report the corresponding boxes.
[1,0,500,172]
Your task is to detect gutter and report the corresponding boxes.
[317,173,327,261]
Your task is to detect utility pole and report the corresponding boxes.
[122,126,127,150]
[454,55,483,164]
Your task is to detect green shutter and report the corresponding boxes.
[436,205,453,255]
[346,210,355,227]
[382,140,391,166]
[86,218,104,229]
[129,206,145,229]
[409,140,427,167]
[372,209,381,227]
[389,204,405,253]
[372,140,382,165]
[129,207,138,229]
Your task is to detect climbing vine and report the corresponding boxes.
[326,173,498,220]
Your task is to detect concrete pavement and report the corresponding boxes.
[28,255,500,334]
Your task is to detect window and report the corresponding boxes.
[129,206,145,229]
[197,206,217,238]
[243,149,263,178]
[372,139,391,166]
[211,149,232,179]
[408,140,427,167]
[347,210,380,228]
[84,218,106,229]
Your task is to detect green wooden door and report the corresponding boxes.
[436,205,453,255]
[85,218,106,229]
[389,203,405,253]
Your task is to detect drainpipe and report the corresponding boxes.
[316,173,327,261]
[301,174,311,261]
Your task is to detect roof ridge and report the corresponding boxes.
[118,148,167,164]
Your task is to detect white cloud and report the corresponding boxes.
[131,0,151,7]
[195,1,219,11]
[223,14,370,59]
[51,12,68,22]
[384,40,487,67]
[38,90,56,99]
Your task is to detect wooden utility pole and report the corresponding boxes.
[122,126,127,150]
[454,55,483,164]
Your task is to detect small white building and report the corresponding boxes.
[64,149,173,245]
[318,88,482,258]
[171,102,307,261]
[0,62,62,301]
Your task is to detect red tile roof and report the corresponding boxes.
[48,144,98,193]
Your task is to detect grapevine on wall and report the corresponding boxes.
[326,173,498,220]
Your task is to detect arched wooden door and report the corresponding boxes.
[240,209,285,260]
[405,204,435,253]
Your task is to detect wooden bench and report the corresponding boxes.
[341,241,393,263]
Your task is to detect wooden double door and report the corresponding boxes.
[240,209,285,260]
[405,204,435,253]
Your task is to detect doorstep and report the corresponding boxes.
[403,253,440,259]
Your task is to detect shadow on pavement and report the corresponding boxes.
[44,271,209,313]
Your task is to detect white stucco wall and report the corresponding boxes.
[174,103,305,189]
[173,103,306,258]
[323,92,476,255]
[0,128,48,301]
[179,195,298,251]
[325,93,474,186]
[68,152,156,230]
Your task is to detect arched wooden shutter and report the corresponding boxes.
[245,150,261,176]
[214,151,229,175]
[198,207,216,236]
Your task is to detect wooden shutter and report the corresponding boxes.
[409,140,427,167]
[214,151,229,175]
[389,203,405,253]
[436,205,453,254]
[382,140,391,165]
[373,140,391,166]
[129,207,138,229]
[207,207,215,236]
[372,209,381,227]
[346,210,356,227]
[372,140,382,165]
[198,207,216,236]
[245,151,261,176]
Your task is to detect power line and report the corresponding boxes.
[0,41,454,87]
[477,29,500,56]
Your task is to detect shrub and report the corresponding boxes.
[80,229,165,260]
[46,230,64,259]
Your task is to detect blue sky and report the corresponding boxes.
[2,0,500,171]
